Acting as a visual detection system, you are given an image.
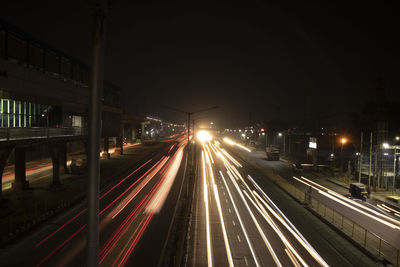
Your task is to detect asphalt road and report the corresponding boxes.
[0,135,188,266]
[186,136,383,267]
[187,140,331,266]
[233,148,400,250]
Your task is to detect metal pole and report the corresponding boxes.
[192,119,195,143]
[283,131,286,156]
[368,132,373,189]
[358,132,363,183]
[393,147,396,194]
[188,113,190,144]
[87,1,107,266]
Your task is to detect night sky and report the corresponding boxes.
[1,1,399,126]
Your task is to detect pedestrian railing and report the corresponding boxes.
[0,127,87,141]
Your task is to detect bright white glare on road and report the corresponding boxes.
[197,130,212,142]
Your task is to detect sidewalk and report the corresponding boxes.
[0,141,170,245]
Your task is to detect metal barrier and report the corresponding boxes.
[0,127,87,141]
[278,179,400,267]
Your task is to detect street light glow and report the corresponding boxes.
[197,130,212,142]
[340,138,347,144]
[382,143,390,149]
[278,132,282,137]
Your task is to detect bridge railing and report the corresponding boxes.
[0,127,87,141]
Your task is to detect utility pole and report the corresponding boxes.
[187,113,190,146]
[393,147,397,194]
[368,132,373,189]
[87,1,107,266]
[358,132,363,183]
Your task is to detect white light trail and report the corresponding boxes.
[244,191,309,267]
[252,190,329,267]
[202,151,213,267]
[248,175,328,266]
[220,171,260,267]
[223,137,251,152]
[300,176,400,226]
[225,171,282,267]
[294,176,400,230]
[213,183,234,267]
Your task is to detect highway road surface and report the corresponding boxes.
[186,133,382,267]
[226,144,400,251]
[0,135,187,266]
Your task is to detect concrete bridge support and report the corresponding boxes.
[102,137,110,159]
[0,146,13,202]
[48,143,68,186]
[12,147,29,191]
[115,136,123,155]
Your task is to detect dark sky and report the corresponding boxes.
[1,1,399,126]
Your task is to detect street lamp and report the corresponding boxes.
[340,137,348,175]
[341,138,347,146]
[383,143,399,194]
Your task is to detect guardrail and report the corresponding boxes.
[279,179,400,267]
[0,127,87,141]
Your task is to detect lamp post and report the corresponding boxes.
[393,147,397,194]
[358,132,363,183]
[383,143,398,194]
[340,137,347,175]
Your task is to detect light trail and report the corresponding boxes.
[100,159,152,200]
[225,170,282,267]
[220,171,260,267]
[213,183,234,267]
[103,145,184,264]
[35,139,186,266]
[202,150,213,267]
[99,194,150,263]
[213,141,327,266]
[293,176,400,230]
[244,190,309,267]
[220,148,242,167]
[204,143,215,164]
[223,137,251,152]
[35,224,87,267]
[111,157,169,219]
[381,204,400,216]
[146,147,184,214]
[34,159,153,248]
[299,176,400,226]
[248,175,328,267]
[100,157,166,216]
[252,190,328,267]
